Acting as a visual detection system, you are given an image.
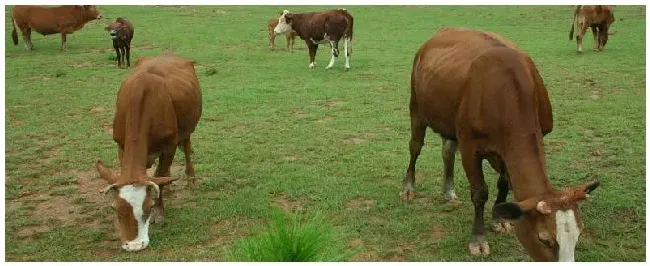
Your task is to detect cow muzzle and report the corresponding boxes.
[109,30,117,40]
[122,239,149,252]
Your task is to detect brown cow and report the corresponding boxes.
[105,17,135,68]
[268,17,297,52]
[274,9,353,69]
[404,26,599,261]
[95,53,202,252]
[569,5,615,53]
[11,5,103,51]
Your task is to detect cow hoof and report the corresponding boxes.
[400,188,415,201]
[444,191,459,202]
[492,220,513,233]
[468,240,491,257]
[309,64,315,69]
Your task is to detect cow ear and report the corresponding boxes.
[493,202,524,221]
[96,160,118,184]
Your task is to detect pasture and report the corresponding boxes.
[4,5,646,261]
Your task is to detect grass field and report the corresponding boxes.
[4,5,646,262]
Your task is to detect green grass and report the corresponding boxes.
[227,210,349,261]
[4,5,645,262]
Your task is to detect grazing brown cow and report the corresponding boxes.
[268,17,297,52]
[569,5,616,53]
[96,53,202,252]
[105,17,134,68]
[404,26,600,261]
[11,5,103,51]
[274,9,353,69]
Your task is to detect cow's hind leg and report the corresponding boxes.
[61,33,67,51]
[151,143,178,224]
[344,37,351,69]
[576,21,588,53]
[120,47,127,68]
[403,115,426,201]
[180,137,196,185]
[441,138,458,202]
[20,26,33,51]
[460,143,490,256]
[326,40,339,69]
[125,45,131,67]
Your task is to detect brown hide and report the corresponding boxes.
[105,18,135,68]
[276,9,354,67]
[569,5,615,52]
[98,54,201,248]
[408,27,597,261]
[11,5,102,51]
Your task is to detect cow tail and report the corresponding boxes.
[11,17,18,46]
[569,5,581,40]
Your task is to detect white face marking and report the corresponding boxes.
[274,13,292,35]
[555,209,580,262]
[118,185,151,252]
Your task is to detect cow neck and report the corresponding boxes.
[119,86,150,182]
[290,13,309,37]
[501,133,555,201]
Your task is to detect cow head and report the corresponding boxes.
[600,13,616,49]
[82,5,103,20]
[274,10,293,35]
[494,180,600,261]
[95,160,178,252]
[105,19,128,41]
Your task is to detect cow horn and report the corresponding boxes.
[147,181,160,198]
[100,184,117,194]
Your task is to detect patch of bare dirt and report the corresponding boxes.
[290,110,307,118]
[387,243,416,261]
[102,123,113,135]
[87,47,113,54]
[345,197,375,211]
[209,217,262,245]
[323,100,343,109]
[282,153,299,161]
[27,74,52,81]
[344,137,366,144]
[430,224,448,239]
[76,169,109,206]
[589,91,601,100]
[223,124,247,133]
[70,62,93,68]
[317,116,334,123]
[16,224,54,238]
[90,106,105,114]
[272,194,306,213]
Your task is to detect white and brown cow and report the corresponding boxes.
[96,53,202,252]
[274,9,353,69]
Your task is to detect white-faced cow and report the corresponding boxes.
[404,26,600,261]
[96,53,202,252]
[274,9,353,69]
[11,5,103,51]
[268,16,297,52]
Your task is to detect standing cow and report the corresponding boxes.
[569,5,616,53]
[96,53,202,252]
[405,26,599,261]
[105,17,135,68]
[268,16,297,52]
[274,9,353,69]
[11,5,103,51]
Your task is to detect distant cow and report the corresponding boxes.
[105,18,134,68]
[569,5,616,53]
[268,16,297,52]
[405,26,599,261]
[274,9,353,69]
[11,5,103,51]
[96,53,202,252]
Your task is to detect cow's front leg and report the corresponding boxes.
[326,40,339,69]
[60,33,67,51]
[307,41,318,69]
[151,143,178,224]
[459,144,490,257]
